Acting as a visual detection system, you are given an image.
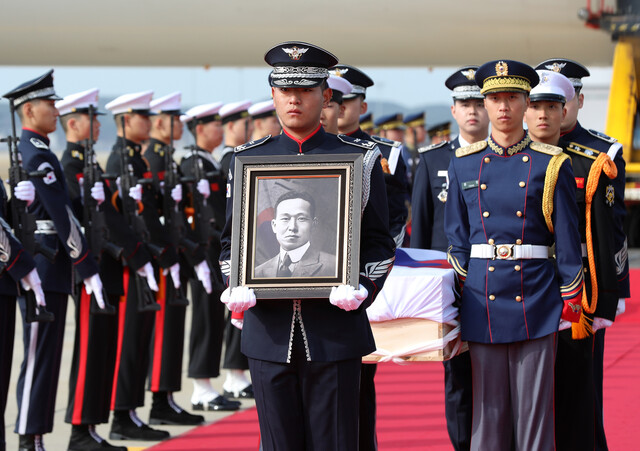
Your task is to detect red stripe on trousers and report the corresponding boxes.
[150,271,167,392]
[71,287,91,424]
[111,267,129,410]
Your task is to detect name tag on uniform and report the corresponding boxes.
[462,180,478,190]
[437,170,448,178]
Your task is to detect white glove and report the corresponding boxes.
[136,262,159,291]
[329,284,368,311]
[220,286,256,313]
[163,262,181,289]
[20,268,46,307]
[171,184,182,203]
[616,298,626,318]
[558,319,572,331]
[197,179,210,199]
[231,318,244,330]
[592,317,613,331]
[83,273,105,309]
[91,182,105,205]
[194,259,212,294]
[14,180,36,206]
[129,184,143,202]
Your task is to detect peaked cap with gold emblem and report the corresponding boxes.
[265,41,338,88]
[475,60,539,95]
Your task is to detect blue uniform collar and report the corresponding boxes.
[21,128,50,147]
[280,124,326,154]
[559,120,584,141]
[487,131,531,156]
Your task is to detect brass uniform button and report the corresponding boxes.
[484,157,491,163]
[489,295,496,301]
[516,211,523,217]
[519,181,526,188]
[515,296,522,302]
[489,266,495,272]
[483,211,490,218]
[514,265,521,271]
[522,156,529,162]
[516,239,522,245]
[481,183,487,190]
[488,238,495,245]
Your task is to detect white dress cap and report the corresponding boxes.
[105,90,154,115]
[150,91,182,114]
[55,88,100,116]
[327,75,353,96]
[248,100,275,117]
[219,100,252,123]
[530,70,575,103]
[180,102,224,124]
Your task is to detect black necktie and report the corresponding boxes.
[278,253,292,277]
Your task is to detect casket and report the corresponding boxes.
[363,248,468,363]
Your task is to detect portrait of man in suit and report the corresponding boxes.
[254,190,337,278]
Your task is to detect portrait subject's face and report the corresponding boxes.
[271,198,314,251]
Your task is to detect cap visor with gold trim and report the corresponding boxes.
[265,41,338,88]
[475,60,539,95]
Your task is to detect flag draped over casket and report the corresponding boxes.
[364,248,465,363]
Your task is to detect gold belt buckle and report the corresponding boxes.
[495,244,514,260]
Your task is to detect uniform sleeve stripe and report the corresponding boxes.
[447,252,467,277]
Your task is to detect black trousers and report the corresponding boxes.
[249,332,361,451]
[65,290,119,425]
[148,272,186,393]
[223,312,248,370]
[112,269,155,410]
[443,351,473,451]
[0,295,16,451]
[188,281,226,378]
[555,329,596,451]
[593,328,608,451]
[359,363,378,451]
[15,292,68,435]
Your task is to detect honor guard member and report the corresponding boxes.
[410,65,489,451]
[57,88,156,451]
[427,121,452,145]
[445,60,585,451]
[179,103,242,411]
[320,75,353,134]
[331,63,408,451]
[375,112,406,143]
[359,112,374,135]
[536,58,629,451]
[143,92,208,426]
[105,91,178,442]
[403,111,427,181]
[4,71,105,451]
[219,41,395,451]
[249,100,281,140]
[216,100,254,175]
[0,181,45,451]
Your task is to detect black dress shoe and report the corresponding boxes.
[18,434,45,451]
[149,392,205,425]
[192,395,241,411]
[223,384,255,399]
[68,425,127,451]
[109,409,170,441]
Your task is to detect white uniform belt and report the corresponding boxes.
[35,220,57,235]
[470,244,551,260]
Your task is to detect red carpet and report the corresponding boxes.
[151,269,639,450]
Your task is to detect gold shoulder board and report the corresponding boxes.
[455,140,487,158]
[530,141,562,156]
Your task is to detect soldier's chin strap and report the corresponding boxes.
[572,152,618,340]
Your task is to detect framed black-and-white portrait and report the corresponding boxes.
[230,153,363,299]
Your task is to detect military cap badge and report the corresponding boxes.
[283,46,308,60]
[461,69,476,80]
[495,61,508,76]
[545,62,566,73]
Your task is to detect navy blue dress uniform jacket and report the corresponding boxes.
[561,121,630,300]
[60,141,151,295]
[219,126,396,363]
[410,137,462,252]
[0,183,37,296]
[18,129,98,293]
[106,137,179,270]
[562,140,620,321]
[445,134,584,344]
[348,129,409,245]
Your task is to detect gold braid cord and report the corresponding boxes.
[542,153,570,234]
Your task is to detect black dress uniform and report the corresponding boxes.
[220,42,396,451]
[106,137,179,413]
[179,148,227,383]
[61,141,151,429]
[0,183,38,451]
[15,128,98,436]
